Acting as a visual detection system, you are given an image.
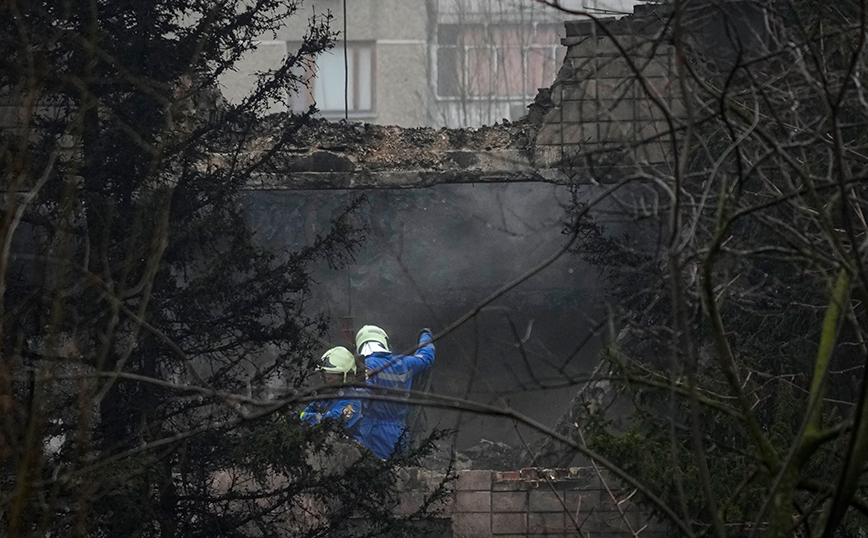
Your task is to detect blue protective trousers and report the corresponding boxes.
[357,418,406,459]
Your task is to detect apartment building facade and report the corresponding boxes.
[220,0,644,128]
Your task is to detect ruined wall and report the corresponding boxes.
[535,4,679,170]
[257,5,686,185]
[393,468,668,538]
[533,1,776,171]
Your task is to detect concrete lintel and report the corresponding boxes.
[246,168,573,190]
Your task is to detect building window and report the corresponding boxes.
[291,43,375,116]
[436,23,565,100]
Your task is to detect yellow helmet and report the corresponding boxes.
[355,325,390,354]
[320,346,357,382]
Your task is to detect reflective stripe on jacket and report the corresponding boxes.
[359,333,435,458]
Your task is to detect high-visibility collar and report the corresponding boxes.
[360,342,388,356]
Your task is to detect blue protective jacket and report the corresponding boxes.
[358,333,435,459]
[300,389,364,443]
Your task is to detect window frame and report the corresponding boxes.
[434,22,564,102]
[289,41,377,119]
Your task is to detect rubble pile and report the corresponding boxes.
[243,113,553,190]
[420,439,527,472]
[461,439,527,471]
[280,117,538,171]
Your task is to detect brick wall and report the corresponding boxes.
[397,467,668,538]
[535,6,681,170]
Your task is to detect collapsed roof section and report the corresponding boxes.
[247,4,680,190]
[251,2,774,190]
[248,115,557,190]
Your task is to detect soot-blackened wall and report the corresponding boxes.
[246,183,607,449]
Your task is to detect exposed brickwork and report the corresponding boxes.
[395,467,668,538]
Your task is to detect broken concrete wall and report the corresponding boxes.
[535,5,680,170]
[534,1,777,171]
[249,118,551,189]
[251,7,687,187]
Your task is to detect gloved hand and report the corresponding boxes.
[417,328,434,350]
[300,409,323,425]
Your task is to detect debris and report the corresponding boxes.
[419,440,473,471]
[418,438,526,471]
[462,439,526,470]
[526,87,555,125]
[260,115,538,172]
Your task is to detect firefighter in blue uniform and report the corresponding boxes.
[300,346,364,443]
[355,325,435,459]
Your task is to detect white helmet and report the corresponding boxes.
[320,346,357,382]
[355,325,390,354]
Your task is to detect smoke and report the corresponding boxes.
[246,182,606,448]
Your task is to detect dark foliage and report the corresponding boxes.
[0,2,446,537]
[533,0,868,536]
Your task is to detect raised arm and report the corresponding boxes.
[402,329,435,373]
